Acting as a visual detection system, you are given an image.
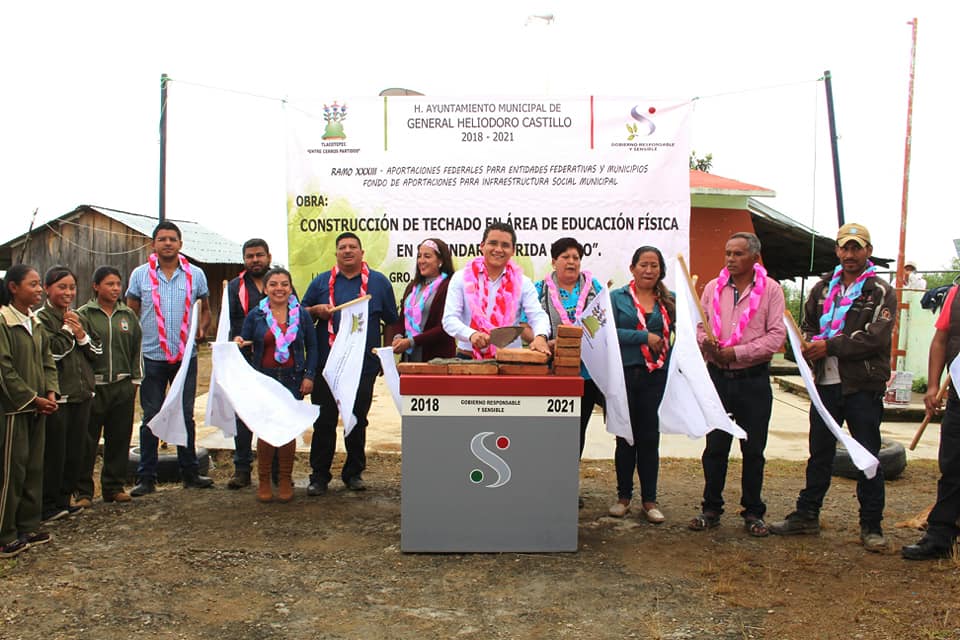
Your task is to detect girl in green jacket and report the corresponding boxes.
[76,266,142,503]
[0,265,59,558]
[37,266,100,521]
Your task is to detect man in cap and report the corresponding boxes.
[770,223,897,552]
[903,261,927,290]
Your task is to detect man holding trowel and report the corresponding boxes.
[442,221,551,359]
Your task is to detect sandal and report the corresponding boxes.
[744,516,770,538]
[688,512,720,531]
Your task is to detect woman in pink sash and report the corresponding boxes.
[389,238,456,362]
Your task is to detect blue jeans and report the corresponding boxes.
[137,357,200,480]
[615,367,665,503]
[796,385,885,529]
[233,418,255,472]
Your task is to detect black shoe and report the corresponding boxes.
[182,472,214,489]
[20,531,51,548]
[769,511,820,535]
[344,476,366,491]
[41,508,69,523]
[130,480,156,497]
[65,505,84,517]
[307,480,328,496]
[227,470,251,490]
[0,537,28,558]
[902,538,954,561]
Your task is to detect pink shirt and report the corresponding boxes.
[697,275,787,369]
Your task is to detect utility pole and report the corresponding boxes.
[159,73,168,222]
[823,70,845,228]
[891,18,919,371]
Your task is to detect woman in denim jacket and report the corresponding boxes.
[237,268,317,503]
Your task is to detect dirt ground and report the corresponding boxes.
[1,450,958,640]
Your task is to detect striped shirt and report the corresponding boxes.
[126,258,209,361]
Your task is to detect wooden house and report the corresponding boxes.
[0,205,243,324]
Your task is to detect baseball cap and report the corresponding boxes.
[837,223,871,247]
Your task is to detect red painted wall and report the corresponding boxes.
[689,207,757,295]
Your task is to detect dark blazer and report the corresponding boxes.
[389,277,455,362]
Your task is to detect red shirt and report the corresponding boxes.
[261,323,295,369]
[936,286,957,331]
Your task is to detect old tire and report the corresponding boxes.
[833,438,906,481]
[128,446,210,484]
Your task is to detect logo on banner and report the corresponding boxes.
[626,105,656,139]
[322,101,348,140]
[469,432,512,488]
[581,302,606,339]
[351,311,365,334]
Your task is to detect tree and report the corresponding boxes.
[689,150,713,172]
[922,257,960,289]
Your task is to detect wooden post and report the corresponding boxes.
[677,254,714,342]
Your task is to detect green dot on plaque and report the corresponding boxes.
[470,469,483,483]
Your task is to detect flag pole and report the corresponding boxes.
[783,310,808,349]
[677,254,715,342]
[909,373,950,450]
[330,294,372,313]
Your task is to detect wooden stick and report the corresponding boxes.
[330,294,371,313]
[677,254,714,342]
[783,310,809,349]
[909,373,952,450]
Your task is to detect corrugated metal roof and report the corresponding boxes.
[0,205,243,265]
[86,206,243,264]
[747,198,890,279]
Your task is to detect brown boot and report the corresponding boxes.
[256,440,275,503]
[277,440,296,503]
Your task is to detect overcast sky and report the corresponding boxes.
[2,0,956,274]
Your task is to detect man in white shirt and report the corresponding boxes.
[904,261,927,290]
[442,222,551,358]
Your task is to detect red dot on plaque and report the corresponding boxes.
[496,436,510,449]
[648,107,656,114]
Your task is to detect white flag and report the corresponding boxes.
[322,297,370,436]
[579,287,633,444]
[374,346,402,414]
[782,317,879,478]
[950,352,960,391]
[147,300,201,446]
[210,341,319,447]
[205,281,237,437]
[658,259,747,440]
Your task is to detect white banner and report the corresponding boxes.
[322,297,370,436]
[782,317,879,479]
[205,281,237,436]
[578,287,632,444]
[658,259,747,440]
[210,342,319,447]
[285,96,691,296]
[147,300,201,446]
[374,346,402,414]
